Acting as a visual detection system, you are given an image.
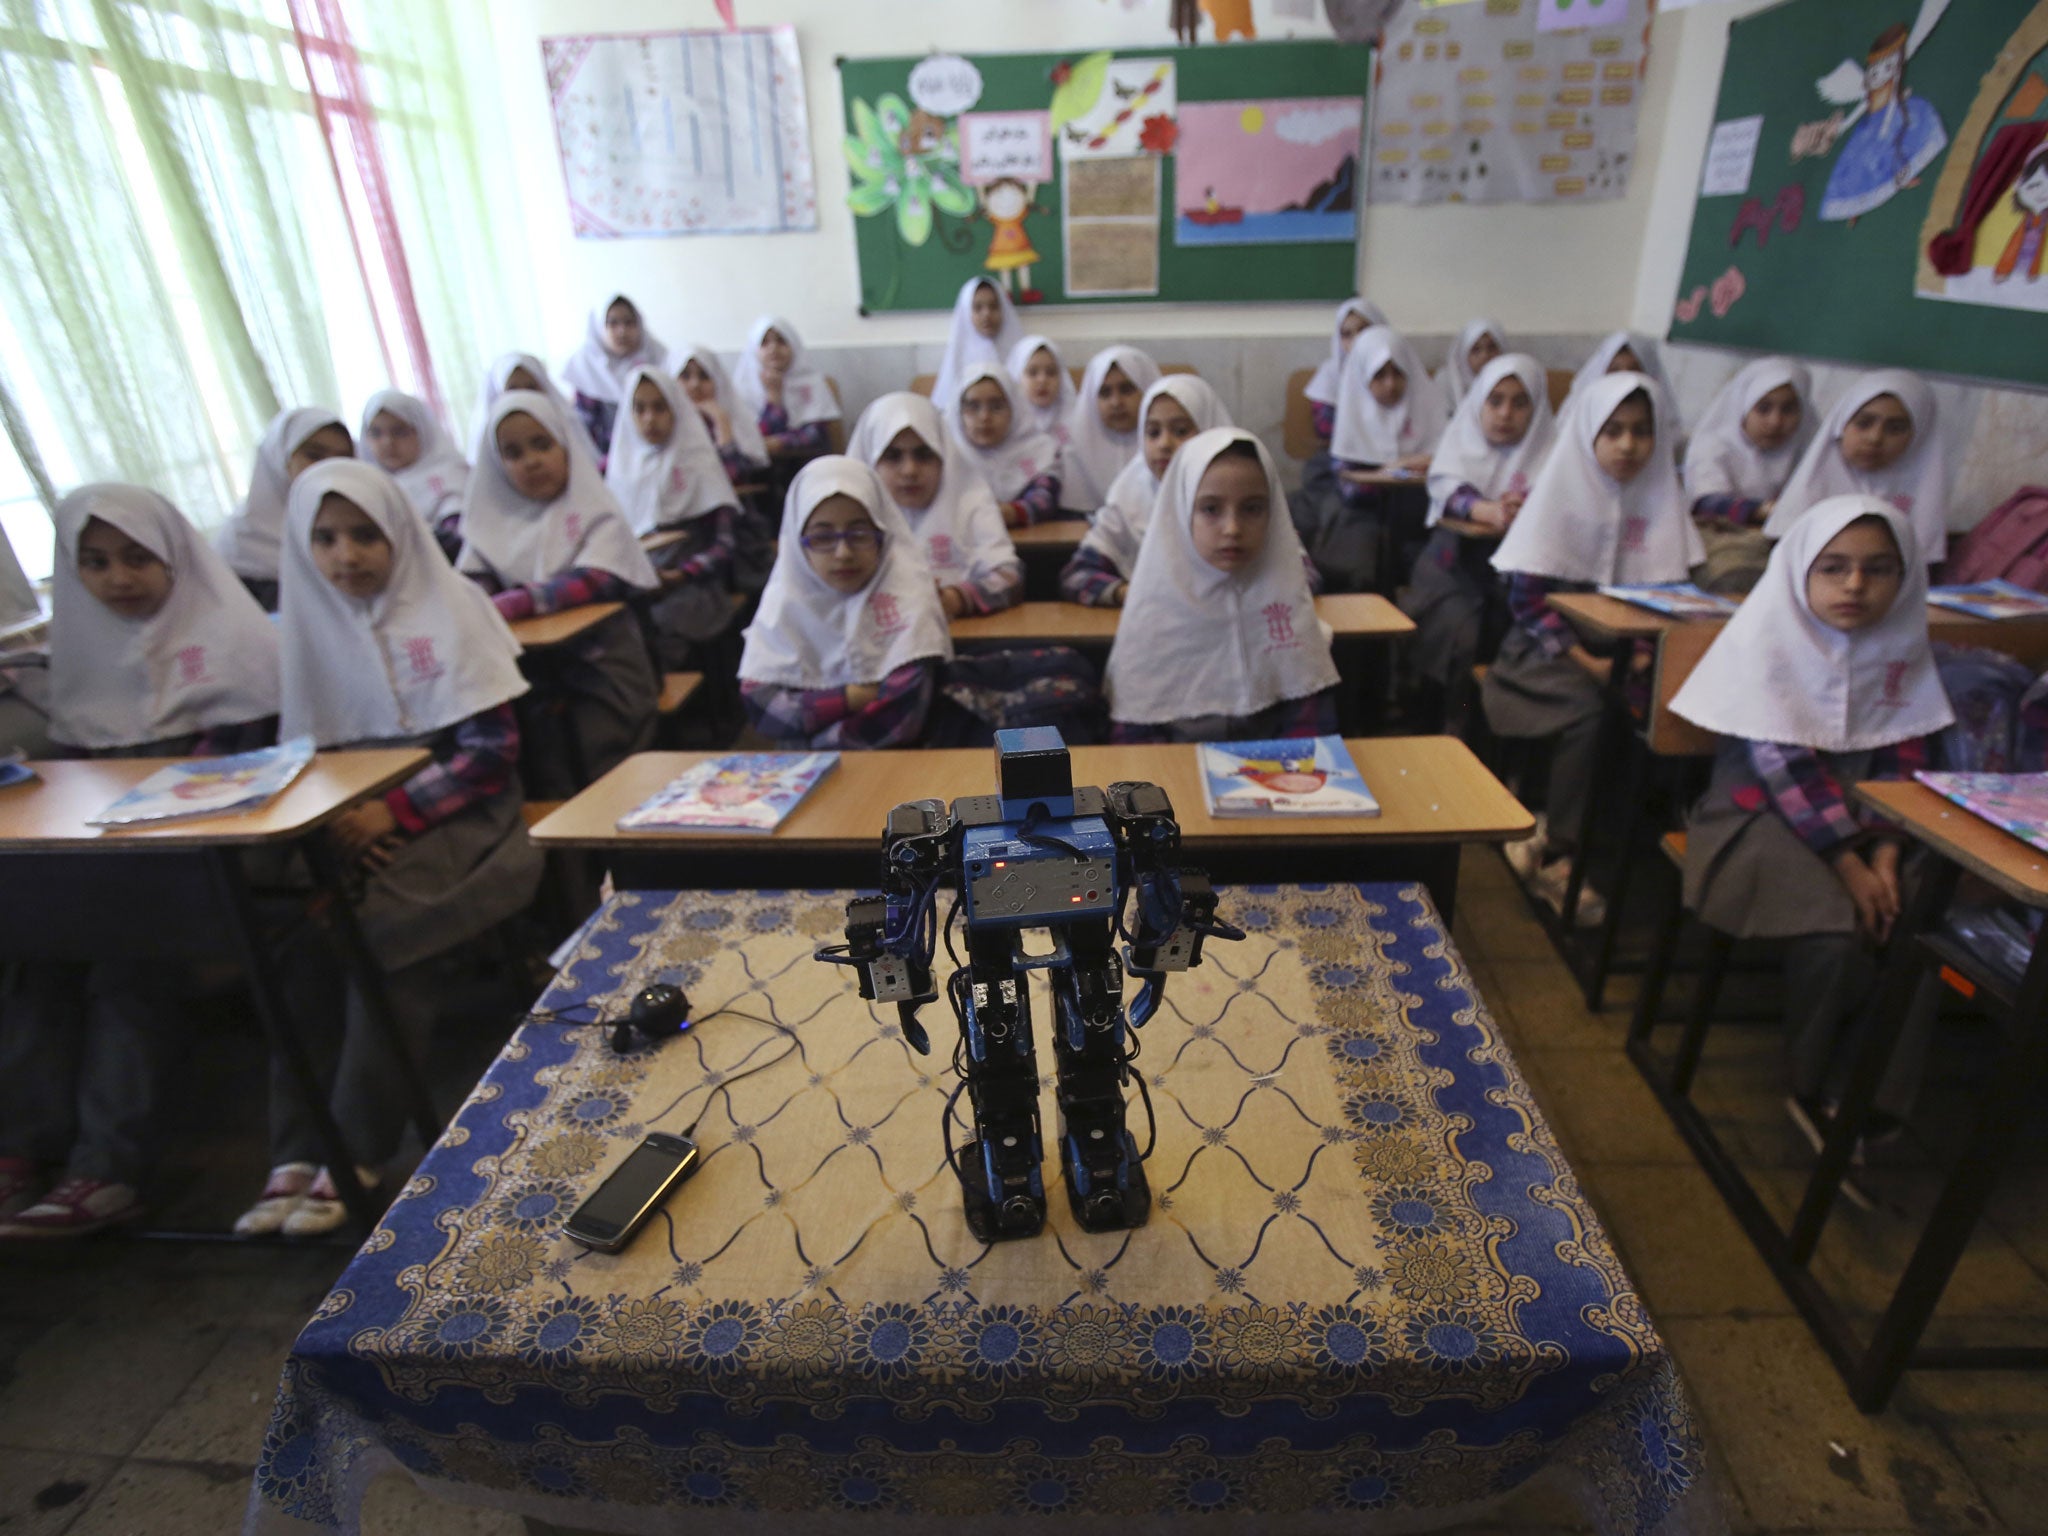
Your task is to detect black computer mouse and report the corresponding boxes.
[611,983,691,1053]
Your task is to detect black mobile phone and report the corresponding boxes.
[561,1131,700,1253]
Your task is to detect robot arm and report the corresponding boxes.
[1105,781,1244,1027]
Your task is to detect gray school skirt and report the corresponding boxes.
[1480,626,1605,740]
[354,776,542,972]
[1681,747,1877,941]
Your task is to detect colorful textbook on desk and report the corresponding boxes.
[1926,580,2048,621]
[615,752,839,834]
[1597,582,1739,618]
[1914,770,2048,856]
[88,736,316,827]
[1199,736,1379,818]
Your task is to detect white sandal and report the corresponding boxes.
[234,1162,317,1236]
[282,1165,380,1237]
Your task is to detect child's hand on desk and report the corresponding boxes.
[1499,490,1527,526]
[1001,502,1029,530]
[939,585,968,619]
[1397,453,1432,474]
[1110,581,1128,607]
[845,683,881,711]
[1831,846,1899,943]
[332,800,403,867]
[1470,499,1507,529]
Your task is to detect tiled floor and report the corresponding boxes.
[1,850,2044,1533]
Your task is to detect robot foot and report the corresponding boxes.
[957,1140,1048,1243]
[1063,1133,1151,1233]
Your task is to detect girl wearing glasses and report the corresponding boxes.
[738,457,954,749]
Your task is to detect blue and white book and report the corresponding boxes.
[615,752,839,834]
[89,736,316,827]
[1597,582,1738,618]
[1927,580,2048,621]
[1198,735,1379,819]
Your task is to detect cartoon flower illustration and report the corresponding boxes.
[844,93,975,247]
[1139,114,1179,154]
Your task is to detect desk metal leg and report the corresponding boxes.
[204,849,378,1232]
[1584,734,1651,1010]
[1561,663,1630,929]
[300,837,444,1150]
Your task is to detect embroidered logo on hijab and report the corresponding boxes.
[1881,660,1908,707]
[1262,602,1297,646]
[403,636,444,682]
[929,534,957,569]
[564,511,584,544]
[176,645,209,684]
[1621,516,1646,551]
[870,591,905,634]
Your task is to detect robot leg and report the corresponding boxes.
[953,926,1047,1242]
[1051,919,1150,1232]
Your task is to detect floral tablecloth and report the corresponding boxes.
[248,883,1706,1534]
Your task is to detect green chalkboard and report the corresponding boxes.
[837,42,1371,313]
[1666,0,2048,390]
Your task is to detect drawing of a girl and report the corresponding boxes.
[1818,24,1950,223]
[978,178,1044,305]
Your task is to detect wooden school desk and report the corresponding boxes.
[528,735,1531,919]
[506,601,624,651]
[0,749,436,1232]
[1007,520,1085,601]
[949,593,1412,644]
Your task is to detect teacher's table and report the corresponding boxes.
[1007,519,1085,601]
[249,882,1706,1536]
[0,750,436,1230]
[529,736,1531,919]
[950,596,1415,735]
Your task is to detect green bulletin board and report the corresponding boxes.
[837,42,1372,313]
[1666,0,2048,390]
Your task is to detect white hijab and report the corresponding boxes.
[944,362,1061,501]
[1106,429,1339,725]
[1005,334,1077,444]
[280,461,527,747]
[932,278,1023,419]
[1673,496,1952,752]
[1493,373,1703,585]
[1305,298,1389,406]
[850,392,1019,595]
[458,391,658,590]
[733,316,840,428]
[0,522,36,628]
[680,344,768,465]
[738,456,954,689]
[604,366,738,536]
[1434,317,1509,414]
[559,296,668,405]
[1331,325,1449,465]
[1062,346,1163,511]
[1425,353,1557,528]
[1081,375,1237,580]
[50,484,280,750]
[469,352,601,466]
[215,407,347,582]
[1682,357,1815,507]
[358,389,470,527]
[1567,331,1682,432]
[1763,370,1950,565]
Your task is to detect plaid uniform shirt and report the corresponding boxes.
[386,702,521,835]
[1004,472,1065,528]
[483,567,634,624]
[1505,572,1588,660]
[1060,542,1126,607]
[952,553,1024,617]
[717,441,768,486]
[1309,400,1335,441]
[741,661,934,750]
[760,401,830,459]
[666,507,736,585]
[1691,493,1767,528]
[1732,735,1931,856]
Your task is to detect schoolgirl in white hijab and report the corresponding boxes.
[851,391,1022,616]
[469,351,601,466]
[1433,317,1509,416]
[1492,373,1702,587]
[739,457,953,692]
[1674,496,1949,752]
[1005,333,1077,445]
[1330,325,1449,467]
[604,366,739,537]
[1066,375,1236,602]
[1565,331,1682,432]
[559,295,668,412]
[215,407,351,589]
[932,277,1024,419]
[460,391,659,595]
[280,460,527,747]
[1104,429,1339,737]
[678,343,769,467]
[49,484,280,752]
[358,389,470,537]
[1061,345,1163,512]
[1425,352,1557,528]
[733,315,841,433]
[1683,358,1815,512]
[1304,298,1390,410]
[1763,370,1950,565]
[945,361,1062,513]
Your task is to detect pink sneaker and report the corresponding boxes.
[0,1176,144,1239]
[0,1158,46,1221]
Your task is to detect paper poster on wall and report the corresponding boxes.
[1064,156,1161,294]
[1173,98,1362,245]
[542,26,817,238]
[1059,59,1177,159]
[959,111,1053,185]
[1370,0,1647,204]
[1701,114,1764,196]
[1918,0,2048,314]
[1535,0,1632,33]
